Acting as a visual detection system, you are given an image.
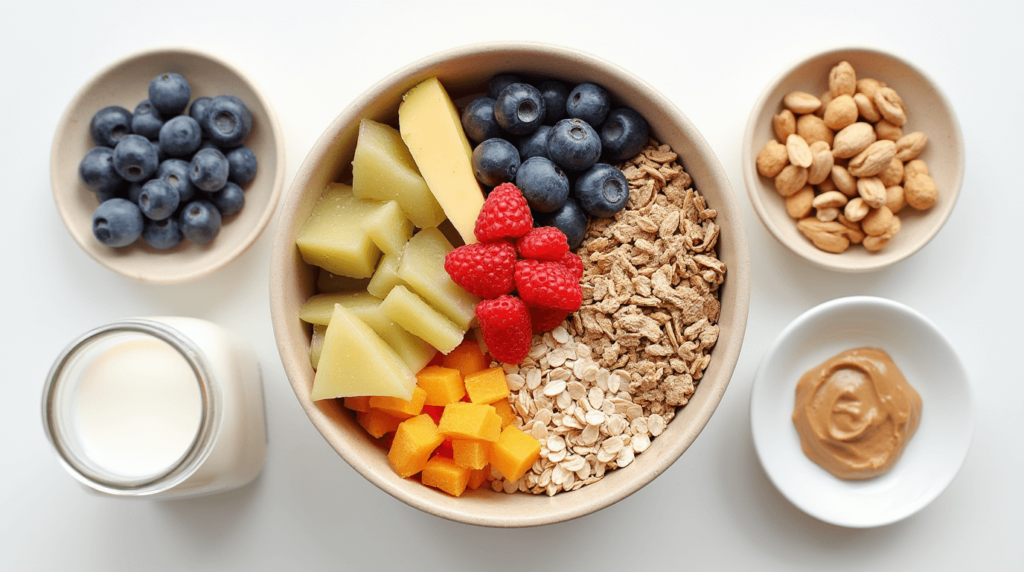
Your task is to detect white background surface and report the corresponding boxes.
[3,1,1021,570]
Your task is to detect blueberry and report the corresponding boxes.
[536,197,588,249]
[159,115,202,157]
[487,73,523,99]
[575,163,629,217]
[198,140,220,152]
[472,138,520,187]
[601,108,649,163]
[515,156,570,213]
[517,125,551,161]
[566,83,611,127]
[148,73,191,117]
[131,100,164,140]
[202,95,252,148]
[79,147,125,195]
[494,83,546,136]
[204,181,245,217]
[189,96,212,124]
[156,159,197,203]
[142,217,183,250]
[538,80,569,125]
[150,139,166,163]
[92,198,143,247]
[138,179,180,221]
[179,200,222,244]
[94,185,125,204]
[224,145,258,184]
[547,118,601,172]
[460,97,504,145]
[189,148,229,192]
[89,106,133,148]
[128,181,144,204]
[112,134,159,182]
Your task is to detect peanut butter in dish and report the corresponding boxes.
[792,347,922,480]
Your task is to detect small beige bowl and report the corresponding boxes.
[270,42,751,527]
[742,47,964,272]
[51,47,285,284]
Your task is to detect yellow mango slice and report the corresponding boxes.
[380,285,464,355]
[398,228,479,330]
[300,292,382,326]
[421,455,472,497]
[351,118,445,228]
[416,365,466,406]
[388,414,445,478]
[442,340,489,378]
[295,183,382,278]
[362,200,414,257]
[369,386,427,420]
[438,402,501,442]
[491,399,516,429]
[452,440,490,470]
[366,253,407,300]
[357,409,401,438]
[399,77,485,244]
[463,367,510,405]
[467,466,490,490]
[491,426,542,482]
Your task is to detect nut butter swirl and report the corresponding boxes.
[792,347,922,480]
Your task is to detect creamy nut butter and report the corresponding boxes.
[792,347,921,480]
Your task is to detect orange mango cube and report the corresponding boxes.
[421,455,472,497]
[388,414,445,478]
[344,396,371,412]
[442,340,489,378]
[491,425,542,482]
[369,386,427,420]
[357,409,401,438]
[438,402,502,442]
[416,365,466,406]
[491,399,516,428]
[452,439,490,470]
[463,367,510,404]
[467,467,490,490]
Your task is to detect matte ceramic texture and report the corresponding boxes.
[750,297,973,528]
[742,47,964,273]
[51,47,285,284]
[269,42,751,527]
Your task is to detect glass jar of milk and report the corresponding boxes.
[42,317,267,499]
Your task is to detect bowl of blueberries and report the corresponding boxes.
[51,47,285,284]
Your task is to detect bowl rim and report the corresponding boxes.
[270,40,751,527]
[741,45,965,273]
[50,45,287,285]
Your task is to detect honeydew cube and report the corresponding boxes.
[295,183,382,278]
[464,367,510,405]
[300,292,382,326]
[357,409,401,438]
[398,77,486,244]
[491,399,516,429]
[467,467,490,490]
[360,200,414,257]
[309,324,327,369]
[452,439,490,470]
[421,456,472,497]
[491,426,542,482]
[388,414,445,478]
[369,386,427,420]
[398,228,479,330]
[438,402,502,442]
[310,304,416,401]
[344,396,371,412]
[381,285,464,355]
[442,340,489,378]
[366,253,407,300]
[351,118,446,229]
[416,365,466,406]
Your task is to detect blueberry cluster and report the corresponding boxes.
[78,73,257,250]
[462,74,649,249]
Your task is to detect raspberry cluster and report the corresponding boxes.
[444,183,584,364]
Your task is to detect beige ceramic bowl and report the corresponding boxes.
[51,47,285,284]
[270,42,750,527]
[742,47,963,272]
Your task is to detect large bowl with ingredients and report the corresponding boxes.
[269,42,750,527]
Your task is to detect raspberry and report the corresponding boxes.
[516,227,569,260]
[528,305,570,333]
[444,241,516,299]
[474,183,533,242]
[475,295,532,364]
[559,251,584,281]
[514,259,582,312]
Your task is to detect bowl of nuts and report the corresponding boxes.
[742,47,964,272]
[270,42,750,526]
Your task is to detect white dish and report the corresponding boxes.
[749,296,973,528]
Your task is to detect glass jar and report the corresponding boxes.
[42,317,267,498]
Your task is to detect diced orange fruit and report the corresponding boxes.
[421,455,472,497]
[438,402,502,442]
[491,425,541,482]
[369,386,427,420]
[416,366,466,406]
[357,409,401,438]
[452,439,490,470]
[467,466,490,490]
[463,367,510,405]
[344,396,371,412]
[442,340,489,378]
[491,399,516,429]
[388,414,445,478]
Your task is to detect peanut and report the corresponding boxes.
[807,140,834,185]
[823,94,858,131]
[796,114,834,147]
[785,185,815,219]
[904,159,929,180]
[874,87,907,126]
[796,219,850,253]
[783,91,822,115]
[848,140,897,178]
[756,139,789,178]
[832,122,876,158]
[837,214,866,244]
[829,61,857,97]
[904,173,938,210]
[817,175,838,193]
[856,78,885,100]
[831,165,858,197]
[812,190,849,209]
[885,185,906,213]
[844,197,870,222]
[856,176,887,209]
[816,207,839,222]
[878,157,905,187]
[773,109,796,142]
[875,119,903,141]
[863,216,901,252]
[786,134,813,168]
[853,92,881,123]
[895,131,928,162]
[861,205,894,236]
[815,90,833,118]
[775,164,808,197]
